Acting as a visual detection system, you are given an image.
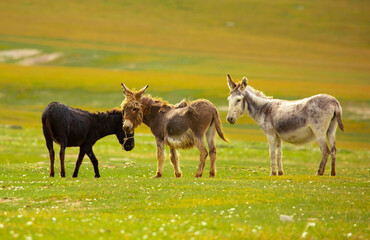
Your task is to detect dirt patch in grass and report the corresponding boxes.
[35,197,82,207]
[0,197,23,203]
[54,198,82,207]
[0,49,40,61]
[18,52,62,66]
[0,49,62,65]
[101,165,116,169]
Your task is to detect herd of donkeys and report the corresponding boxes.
[41,74,344,178]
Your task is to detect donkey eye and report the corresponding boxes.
[133,108,139,112]
[236,99,241,103]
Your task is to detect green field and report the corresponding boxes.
[0,0,369,239]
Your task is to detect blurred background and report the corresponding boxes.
[0,0,369,149]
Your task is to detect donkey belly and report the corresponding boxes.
[278,126,315,145]
[165,128,195,149]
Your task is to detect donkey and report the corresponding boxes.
[42,102,135,178]
[120,84,228,178]
[226,74,344,176]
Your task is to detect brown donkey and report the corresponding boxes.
[120,84,228,178]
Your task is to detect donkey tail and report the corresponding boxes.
[213,109,229,143]
[335,102,344,132]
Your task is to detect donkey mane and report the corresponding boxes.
[231,82,272,99]
[142,95,171,107]
[246,86,272,99]
[94,108,122,116]
[143,95,179,115]
[122,94,174,114]
[74,107,122,117]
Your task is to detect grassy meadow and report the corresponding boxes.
[0,0,369,239]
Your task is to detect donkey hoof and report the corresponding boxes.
[175,172,182,178]
[49,173,55,177]
[316,171,324,176]
[194,173,203,178]
[95,175,100,178]
[270,171,277,176]
[209,172,216,178]
[278,171,284,176]
[331,171,336,176]
[153,173,162,178]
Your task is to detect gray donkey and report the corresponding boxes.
[226,74,344,176]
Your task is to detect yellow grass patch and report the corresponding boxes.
[1,64,369,101]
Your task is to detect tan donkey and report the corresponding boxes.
[120,83,228,178]
[226,74,344,176]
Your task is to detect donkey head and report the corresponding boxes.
[226,74,248,124]
[120,83,149,132]
[116,126,135,151]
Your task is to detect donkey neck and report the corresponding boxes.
[244,89,272,122]
[92,111,122,139]
[140,97,168,128]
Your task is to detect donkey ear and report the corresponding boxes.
[227,74,236,90]
[135,85,149,99]
[239,77,248,91]
[121,83,133,96]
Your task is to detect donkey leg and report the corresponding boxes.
[208,143,217,178]
[72,147,87,178]
[48,146,55,177]
[44,132,55,177]
[267,135,278,176]
[59,144,66,177]
[329,141,337,177]
[276,138,284,176]
[327,120,338,176]
[206,125,217,177]
[195,138,208,178]
[49,149,55,177]
[169,147,182,178]
[316,136,330,176]
[154,140,165,178]
[87,148,100,178]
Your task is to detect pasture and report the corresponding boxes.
[0,0,369,239]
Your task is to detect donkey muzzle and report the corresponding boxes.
[122,142,134,151]
[227,116,236,124]
[122,120,133,132]
[121,136,135,151]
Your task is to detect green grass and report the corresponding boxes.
[0,128,369,239]
[0,0,369,239]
